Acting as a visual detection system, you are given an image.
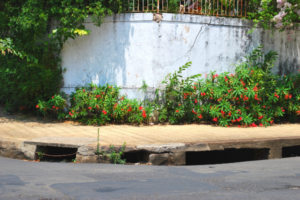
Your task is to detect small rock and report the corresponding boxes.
[149,153,169,165]
[78,145,95,156]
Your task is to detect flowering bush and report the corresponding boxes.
[37,83,154,125]
[38,46,300,127]
[155,45,300,127]
[249,0,300,40]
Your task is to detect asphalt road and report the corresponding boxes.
[0,157,300,200]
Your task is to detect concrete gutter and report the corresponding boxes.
[2,136,300,165]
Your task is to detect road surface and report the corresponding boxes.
[0,157,300,200]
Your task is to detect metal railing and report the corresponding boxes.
[125,0,251,17]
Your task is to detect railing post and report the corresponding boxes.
[157,0,160,13]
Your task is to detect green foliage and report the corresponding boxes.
[37,83,154,125]
[108,142,126,164]
[37,46,300,127]
[248,0,300,32]
[139,80,148,94]
[37,151,44,161]
[156,45,300,127]
[0,0,125,112]
[0,56,63,112]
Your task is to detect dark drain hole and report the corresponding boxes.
[36,146,77,163]
[123,151,149,164]
[282,145,300,158]
[186,148,270,165]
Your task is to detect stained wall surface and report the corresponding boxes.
[60,13,300,99]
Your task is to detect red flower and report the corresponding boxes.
[73,98,75,100]
[197,114,203,119]
[228,112,232,116]
[69,112,73,116]
[212,118,218,122]
[121,108,124,111]
[72,110,75,113]
[212,74,219,79]
[128,107,132,112]
[83,89,85,92]
[201,92,206,96]
[88,107,92,110]
[142,110,146,118]
[251,123,257,127]
[236,97,239,100]
[120,96,124,100]
[258,116,263,120]
[238,125,241,128]
[56,107,59,110]
[96,95,101,98]
[139,106,143,110]
[102,110,107,115]
[195,99,198,103]
[237,117,242,122]
[259,123,263,126]
[289,94,292,99]
[285,94,289,99]
[178,104,181,106]
[221,110,225,115]
[176,110,179,113]
[194,86,197,90]
[184,96,187,99]
[263,105,265,108]
[253,87,258,91]
[36,105,39,109]
[270,120,273,124]
[52,96,54,99]
[52,106,55,109]
[240,80,246,86]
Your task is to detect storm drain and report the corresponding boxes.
[282,145,300,158]
[35,146,77,162]
[123,151,149,163]
[186,148,270,165]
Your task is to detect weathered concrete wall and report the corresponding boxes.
[60,13,300,99]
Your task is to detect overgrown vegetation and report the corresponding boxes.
[1,0,299,113]
[0,0,127,112]
[37,46,300,127]
[96,128,126,164]
[248,0,300,36]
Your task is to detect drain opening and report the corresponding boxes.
[36,146,77,163]
[282,145,300,158]
[186,148,270,165]
[123,151,149,164]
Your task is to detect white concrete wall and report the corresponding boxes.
[60,13,300,100]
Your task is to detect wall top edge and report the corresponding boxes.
[50,13,300,30]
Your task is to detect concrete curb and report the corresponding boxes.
[1,136,300,165]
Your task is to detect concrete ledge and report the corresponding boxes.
[2,136,300,165]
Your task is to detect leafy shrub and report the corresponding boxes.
[37,83,155,125]
[37,46,300,127]
[156,45,300,127]
[0,55,63,112]
[0,0,127,112]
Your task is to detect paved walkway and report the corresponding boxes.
[1,107,300,148]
